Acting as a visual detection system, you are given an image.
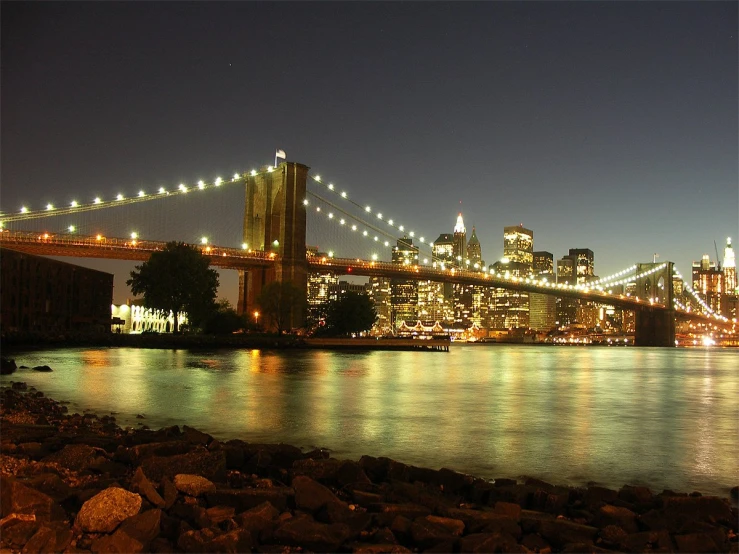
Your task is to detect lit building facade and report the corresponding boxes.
[368,276,392,334]
[530,251,556,331]
[307,271,339,323]
[391,236,419,328]
[111,303,187,334]
[489,225,534,329]
[692,254,723,314]
[722,237,737,319]
[453,214,467,266]
[503,225,534,267]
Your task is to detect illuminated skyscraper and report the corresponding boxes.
[453,213,467,267]
[503,225,534,269]
[467,227,482,267]
[368,276,391,334]
[432,233,455,265]
[530,251,556,331]
[723,237,737,293]
[692,254,723,314]
[391,236,419,328]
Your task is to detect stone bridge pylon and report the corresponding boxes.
[633,261,675,347]
[237,161,309,329]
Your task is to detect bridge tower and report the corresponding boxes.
[633,261,675,346]
[237,161,309,330]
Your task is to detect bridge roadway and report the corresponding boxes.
[1,230,678,315]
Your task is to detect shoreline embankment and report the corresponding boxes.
[1,383,737,553]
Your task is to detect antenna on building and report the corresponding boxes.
[714,240,722,270]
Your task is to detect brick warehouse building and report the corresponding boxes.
[1,249,113,334]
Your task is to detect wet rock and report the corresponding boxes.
[75,487,142,533]
[117,441,193,464]
[459,531,519,553]
[21,522,73,553]
[31,365,53,372]
[349,544,411,553]
[493,501,522,520]
[594,503,639,533]
[91,528,145,553]
[140,448,227,482]
[623,529,675,552]
[370,502,432,526]
[209,528,254,552]
[662,495,735,526]
[173,474,216,497]
[424,515,465,536]
[336,460,372,487]
[24,473,73,503]
[0,513,40,548]
[618,484,654,507]
[181,425,212,445]
[674,532,722,553]
[537,518,598,549]
[583,486,618,508]
[130,467,166,508]
[409,517,457,549]
[161,477,178,509]
[443,507,521,537]
[0,475,65,522]
[293,475,343,512]
[42,443,107,471]
[118,508,162,546]
[274,513,351,552]
[206,486,293,512]
[1,357,17,375]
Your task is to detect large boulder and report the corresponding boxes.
[293,475,343,512]
[273,513,351,552]
[41,444,107,472]
[75,487,142,533]
[173,474,216,497]
[140,448,226,482]
[1,357,17,375]
[0,475,65,522]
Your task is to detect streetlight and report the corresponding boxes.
[253,311,260,329]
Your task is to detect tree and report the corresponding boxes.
[256,280,307,335]
[318,291,377,337]
[127,241,219,333]
[202,299,247,335]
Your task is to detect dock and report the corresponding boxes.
[303,337,450,351]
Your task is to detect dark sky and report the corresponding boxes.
[2,1,737,305]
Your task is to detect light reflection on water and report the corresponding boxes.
[2,345,737,496]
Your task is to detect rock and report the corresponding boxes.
[205,486,293,512]
[674,533,721,552]
[443,507,521,537]
[293,475,343,512]
[583,486,618,508]
[1,357,17,375]
[173,474,216,496]
[424,515,465,536]
[21,523,73,553]
[493,501,522,520]
[538,518,598,549]
[409,517,457,549]
[130,467,166,508]
[24,473,73,503]
[42,443,106,471]
[91,529,145,553]
[234,502,279,543]
[117,441,194,464]
[336,460,372,487]
[31,365,53,372]
[118,508,162,546]
[350,544,411,553]
[730,486,738,500]
[594,504,639,533]
[623,529,675,552]
[0,513,40,548]
[662,495,735,526]
[161,477,178,509]
[369,502,432,526]
[459,532,519,553]
[140,449,227,482]
[181,425,212,445]
[208,528,253,552]
[273,513,351,552]
[618,484,654,507]
[0,475,65,522]
[75,487,142,533]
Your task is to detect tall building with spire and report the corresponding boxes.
[453,213,467,267]
[723,237,737,293]
[467,227,482,267]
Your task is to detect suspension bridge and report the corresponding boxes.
[0,160,731,346]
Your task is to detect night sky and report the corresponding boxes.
[2,2,737,306]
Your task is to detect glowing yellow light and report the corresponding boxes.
[201,237,208,244]
[43,233,49,239]
[138,190,145,197]
[365,206,371,212]
[399,225,404,231]
[242,242,248,250]
[233,173,240,181]
[341,191,347,198]
[388,219,394,225]
[96,235,103,241]
[340,218,345,225]
[377,213,383,219]
[303,199,309,205]
[131,240,137,246]
[250,169,257,176]
[328,213,334,219]
[131,232,138,239]
[158,187,166,194]
[198,180,205,189]
[315,175,321,182]
[71,200,79,207]
[215,177,223,186]
[205,246,212,253]
[328,184,334,190]
[328,251,334,257]
[20,206,28,213]
[46,203,54,211]
[117,194,124,201]
[267,166,274,172]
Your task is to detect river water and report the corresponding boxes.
[2,345,737,497]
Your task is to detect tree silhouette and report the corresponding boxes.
[256,280,307,335]
[319,291,377,337]
[127,241,219,332]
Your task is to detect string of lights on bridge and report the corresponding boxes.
[673,268,728,321]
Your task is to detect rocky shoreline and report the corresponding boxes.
[1,384,737,553]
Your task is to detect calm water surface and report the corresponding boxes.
[2,345,737,497]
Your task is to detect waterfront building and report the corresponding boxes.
[488,258,530,329]
[530,251,556,331]
[556,249,596,327]
[1,249,112,334]
[307,270,339,323]
[391,236,419,328]
[368,276,392,334]
[111,302,187,334]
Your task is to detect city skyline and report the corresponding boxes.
[1,2,736,305]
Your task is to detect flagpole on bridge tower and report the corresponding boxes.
[275,148,286,167]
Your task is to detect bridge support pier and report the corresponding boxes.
[634,308,676,347]
[237,161,309,331]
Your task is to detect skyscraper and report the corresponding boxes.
[530,251,556,331]
[489,225,534,329]
[467,227,482,267]
[453,213,467,267]
[391,236,419,328]
[723,237,737,294]
[503,225,534,268]
[692,254,723,314]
